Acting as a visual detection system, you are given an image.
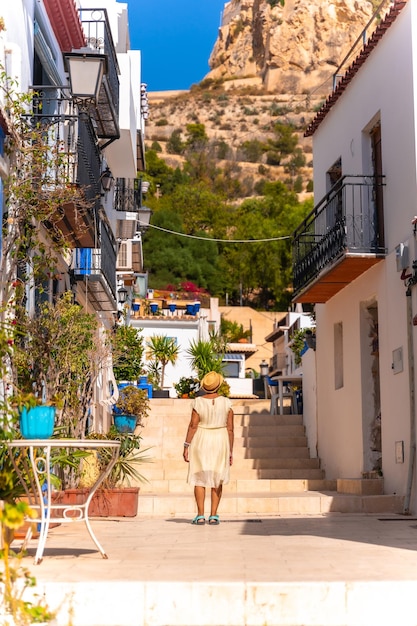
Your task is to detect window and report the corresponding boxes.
[334,322,344,389]
[222,354,244,378]
[326,157,343,229]
[118,242,128,268]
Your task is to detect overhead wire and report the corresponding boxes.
[138,221,291,243]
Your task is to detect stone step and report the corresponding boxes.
[141,461,322,485]
[146,456,319,473]
[138,491,405,517]
[140,476,334,495]
[140,478,337,494]
[145,450,319,465]
[140,467,325,483]
[144,419,304,436]
[234,435,308,446]
[234,447,313,459]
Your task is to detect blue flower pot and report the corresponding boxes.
[113,414,137,433]
[20,405,56,439]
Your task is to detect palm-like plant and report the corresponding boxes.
[187,338,225,380]
[146,335,179,389]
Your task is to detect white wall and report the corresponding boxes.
[311,1,417,510]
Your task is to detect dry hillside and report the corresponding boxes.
[145,0,389,197]
[146,88,320,197]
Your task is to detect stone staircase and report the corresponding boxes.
[138,398,404,517]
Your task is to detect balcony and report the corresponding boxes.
[78,8,120,144]
[28,88,100,247]
[72,220,117,311]
[292,175,386,303]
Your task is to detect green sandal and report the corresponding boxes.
[192,515,206,525]
[208,515,220,525]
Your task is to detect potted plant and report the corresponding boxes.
[174,376,199,398]
[113,385,150,433]
[57,428,152,517]
[9,391,64,440]
[10,292,105,439]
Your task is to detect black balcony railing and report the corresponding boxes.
[72,219,117,309]
[114,178,141,212]
[27,87,101,237]
[293,175,386,295]
[79,8,120,142]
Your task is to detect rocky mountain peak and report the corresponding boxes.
[207,0,384,94]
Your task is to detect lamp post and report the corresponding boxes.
[137,206,152,234]
[116,283,129,326]
[260,360,269,378]
[117,285,128,305]
[259,359,269,400]
[100,167,114,193]
[64,51,107,108]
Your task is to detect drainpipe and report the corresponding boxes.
[403,263,417,515]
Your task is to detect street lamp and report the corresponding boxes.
[64,51,107,107]
[260,360,269,378]
[137,206,152,234]
[100,167,114,192]
[117,285,128,305]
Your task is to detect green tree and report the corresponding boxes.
[146,335,179,389]
[185,123,209,150]
[239,139,265,163]
[111,326,144,382]
[166,129,185,155]
[219,184,312,309]
[269,122,299,156]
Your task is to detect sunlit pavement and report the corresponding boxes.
[14,512,417,626]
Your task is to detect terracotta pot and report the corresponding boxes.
[53,487,139,517]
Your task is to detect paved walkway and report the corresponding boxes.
[14,512,417,626]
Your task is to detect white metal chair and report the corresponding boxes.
[264,376,293,415]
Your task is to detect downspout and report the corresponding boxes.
[403,263,417,515]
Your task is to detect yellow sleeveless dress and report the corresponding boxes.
[187,395,232,488]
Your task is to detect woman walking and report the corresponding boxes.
[183,371,234,525]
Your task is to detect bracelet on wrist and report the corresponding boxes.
[183,442,190,447]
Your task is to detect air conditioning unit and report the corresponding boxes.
[116,239,144,273]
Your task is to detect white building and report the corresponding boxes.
[293,0,417,513]
[0,0,146,428]
[130,296,258,397]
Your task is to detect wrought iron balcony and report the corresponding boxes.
[114,178,141,212]
[292,175,386,303]
[79,7,120,143]
[72,220,117,311]
[27,87,101,247]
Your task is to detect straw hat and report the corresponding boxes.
[200,371,224,393]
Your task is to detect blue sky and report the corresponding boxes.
[126,0,226,91]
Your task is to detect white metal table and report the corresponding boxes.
[272,375,303,415]
[7,439,120,564]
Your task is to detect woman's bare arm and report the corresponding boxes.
[227,408,234,464]
[183,408,200,462]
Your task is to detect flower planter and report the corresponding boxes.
[53,487,139,517]
[20,405,56,439]
[113,414,137,433]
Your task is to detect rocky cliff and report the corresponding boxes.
[207,0,384,95]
